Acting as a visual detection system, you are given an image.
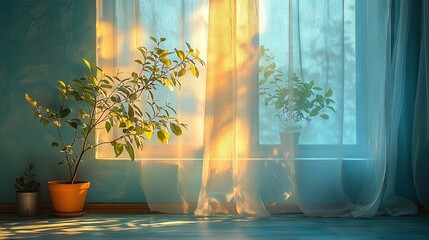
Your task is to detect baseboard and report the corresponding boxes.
[0,203,157,214]
[2,202,427,215]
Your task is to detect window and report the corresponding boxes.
[257,0,367,159]
[96,0,365,160]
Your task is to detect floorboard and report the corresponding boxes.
[1,213,429,239]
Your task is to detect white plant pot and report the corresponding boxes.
[279,132,300,158]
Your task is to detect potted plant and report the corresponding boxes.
[25,37,204,217]
[258,46,335,157]
[15,163,41,217]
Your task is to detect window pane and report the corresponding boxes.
[96,0,208,159]
[258,0,356,145]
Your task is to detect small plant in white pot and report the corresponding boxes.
[25,37,204,217]
[15,163,41,217]
[259,46,335,157]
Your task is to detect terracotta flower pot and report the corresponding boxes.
[48,180,90,217]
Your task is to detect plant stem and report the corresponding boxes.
[70,90,97,184]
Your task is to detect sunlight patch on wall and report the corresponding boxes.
[95,0,208,160]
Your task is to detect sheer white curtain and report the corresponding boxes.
[193,0,271,217]
[97,0,209,213]
[97,0,419,217]
[350,0,418,217]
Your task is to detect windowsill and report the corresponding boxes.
[96,157,370,161]
[95,143,369,161]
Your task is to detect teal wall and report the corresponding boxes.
[0,0,146,204]
[0,0,419,206]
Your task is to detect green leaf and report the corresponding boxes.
[58,80,66,88]
[175,49,185,61]
[178,68,186,77]
[147,56,155,62]
[148,91,154,102]
[125,141,135,161]
[118,86,130,95]
[83,59,91,70]
[110,96,119,103]
[131,72,138,80]
[59,106,71,118]
[186,42,192,51]
[161,57,171,66]
[91,76,99,86]
[137,47,147,59]
[320,114,329,120]
[327,106,336,112]
[264,71,274,78]
[189,65,199,77]
[105,121,112,133]
[126,119,133,128]
[114,143,124,157]
[150,36,157,42]
[164,78,175,91]
[52,142,59,147]
[66,120,78,129]
[128,105,135,118]
[129,93,137,103]
[157,130,170,143]
[264,70,274,79]
[325,89,333,97]
[66,119,82,129]
[101,84,112,89]
[40,118,50,126]
[326,98,335,104]
[170,122,182,136]
[134,136,142,149]
[309,109,319,117]
[25,93,37,107]
[79,109,90,119]
[144,127,153,140]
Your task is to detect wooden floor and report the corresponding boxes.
[1,213,429,239]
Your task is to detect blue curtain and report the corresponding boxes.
[394,0,421,203]
[410,0,429,210]
[390,0,428,212]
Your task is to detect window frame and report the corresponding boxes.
[253,0,368,160]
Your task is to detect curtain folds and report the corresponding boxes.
[194,0,270,217]
[379,0,418,217]
[412,0,429,211]
[97,0,425,217]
